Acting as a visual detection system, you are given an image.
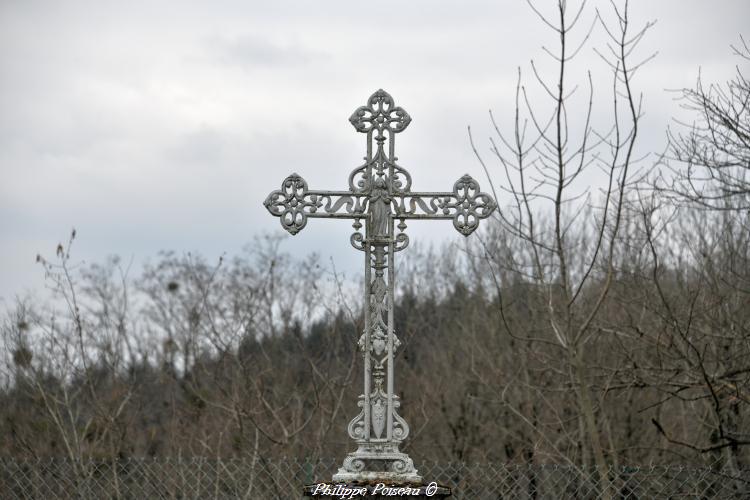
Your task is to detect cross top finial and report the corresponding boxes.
[349,89,411,135]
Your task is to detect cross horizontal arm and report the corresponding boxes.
[391,174,496,236]
[264,173,367,235]
[392,192,457,218]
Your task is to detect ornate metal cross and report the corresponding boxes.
[264,90,496,482]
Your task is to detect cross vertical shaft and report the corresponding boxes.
[264,89,496,482]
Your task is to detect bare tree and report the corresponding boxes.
[665,37,750,210]
[626,35,750,470]
[616,194,750,471]
[0,230,139,496]
[469,0,654,495]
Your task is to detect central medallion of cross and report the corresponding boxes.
[264,89,496,482]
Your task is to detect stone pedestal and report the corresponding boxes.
[303,481,451,499]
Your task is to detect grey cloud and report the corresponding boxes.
[204,34,325,68]
[168,126,229,166]
[1,0,749,303]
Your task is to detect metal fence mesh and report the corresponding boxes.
[1,458,748,499]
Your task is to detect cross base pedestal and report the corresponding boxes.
[332,444,420,482]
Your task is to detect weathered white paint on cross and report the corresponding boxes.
[264,89,496,482]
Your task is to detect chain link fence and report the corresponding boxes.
[1,458,748,499]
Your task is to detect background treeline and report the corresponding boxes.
[1,206,748,470]
[1,0,748,479]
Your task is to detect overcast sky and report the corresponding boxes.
[1,0,748,304]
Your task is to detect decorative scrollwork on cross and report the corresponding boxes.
[349,89,412,135]
[348,141,413,197]
[263,90,496,483]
